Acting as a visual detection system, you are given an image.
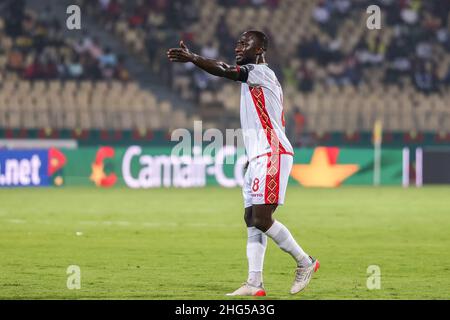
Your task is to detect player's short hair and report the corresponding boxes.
[246,30,268,52]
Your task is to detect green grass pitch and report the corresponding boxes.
[0,186,449,299]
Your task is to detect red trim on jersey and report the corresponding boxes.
[249,86,287,155]
[255,151,294,160]
[248,86,287,204]
[265,153,281,204]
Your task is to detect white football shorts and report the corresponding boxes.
[243,153,293,208]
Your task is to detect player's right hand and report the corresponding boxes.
[167,41,193,63]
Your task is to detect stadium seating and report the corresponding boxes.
[0,2,191,131]
[108,0,447,134]
[1,0,449,137]
[179,0,450,134]
[0,77,202,131]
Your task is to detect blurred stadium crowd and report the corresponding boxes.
[0,0,449,144]
[1,1,129,81]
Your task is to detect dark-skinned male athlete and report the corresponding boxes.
[167,30,319,296]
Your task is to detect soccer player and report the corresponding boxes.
[167,30,319,296]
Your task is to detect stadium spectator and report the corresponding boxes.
[413,60,438,94]
[201,42,219,60]
[146,26,160,72]
[114,55,130,81]
[312,0,338,37]
[416,41,433,60]
[56,56,68,79]
[313,1,331,25]
[400,3,419,25]
[296,61,315,92]
[66,55,84,79]
[356,33,386,65]
[293,107,306,147]
[128,8,145,28]
[342,55,362,86]
[334,0,351,16]
[4,0,25,37]
[444,66,450,85]
[298,35,322,60]
[99,47,117,68]
[217,16,235,60]
[76,0,450,96]
[99,0,110,11]
[3,0,450,136]
[6,49,24,74]
[1,2,128,82]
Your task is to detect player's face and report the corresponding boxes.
[235,33,258,65]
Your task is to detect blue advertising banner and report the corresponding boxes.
[0,150,49,187]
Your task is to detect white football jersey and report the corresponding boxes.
[237,63,294,161]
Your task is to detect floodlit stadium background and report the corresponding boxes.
[0,0,449,299]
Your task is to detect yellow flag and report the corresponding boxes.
[373,119,383,145]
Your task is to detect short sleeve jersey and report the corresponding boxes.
[236,63,294,161]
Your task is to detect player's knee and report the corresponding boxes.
[244,208,253,226]
[244,213,252,226]
[251,215,270,232]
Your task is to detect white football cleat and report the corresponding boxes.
[290,256,320,294]
[226,282,266,297]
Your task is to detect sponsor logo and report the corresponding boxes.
[0,148,65,187]
[122,146,247,188]
[251,193,263,198]
[290,147,359,187]
[0,153,43,186]
[48,148,67,186]
[90,147,118,187]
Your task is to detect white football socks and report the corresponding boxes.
[265,220,312,268]
[246,227,267,287]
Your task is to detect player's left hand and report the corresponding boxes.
[167,41,193,63]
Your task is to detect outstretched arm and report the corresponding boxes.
[167,41,245,82]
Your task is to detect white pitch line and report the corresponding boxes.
[5,219,26,224]
[2,219,241,229]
